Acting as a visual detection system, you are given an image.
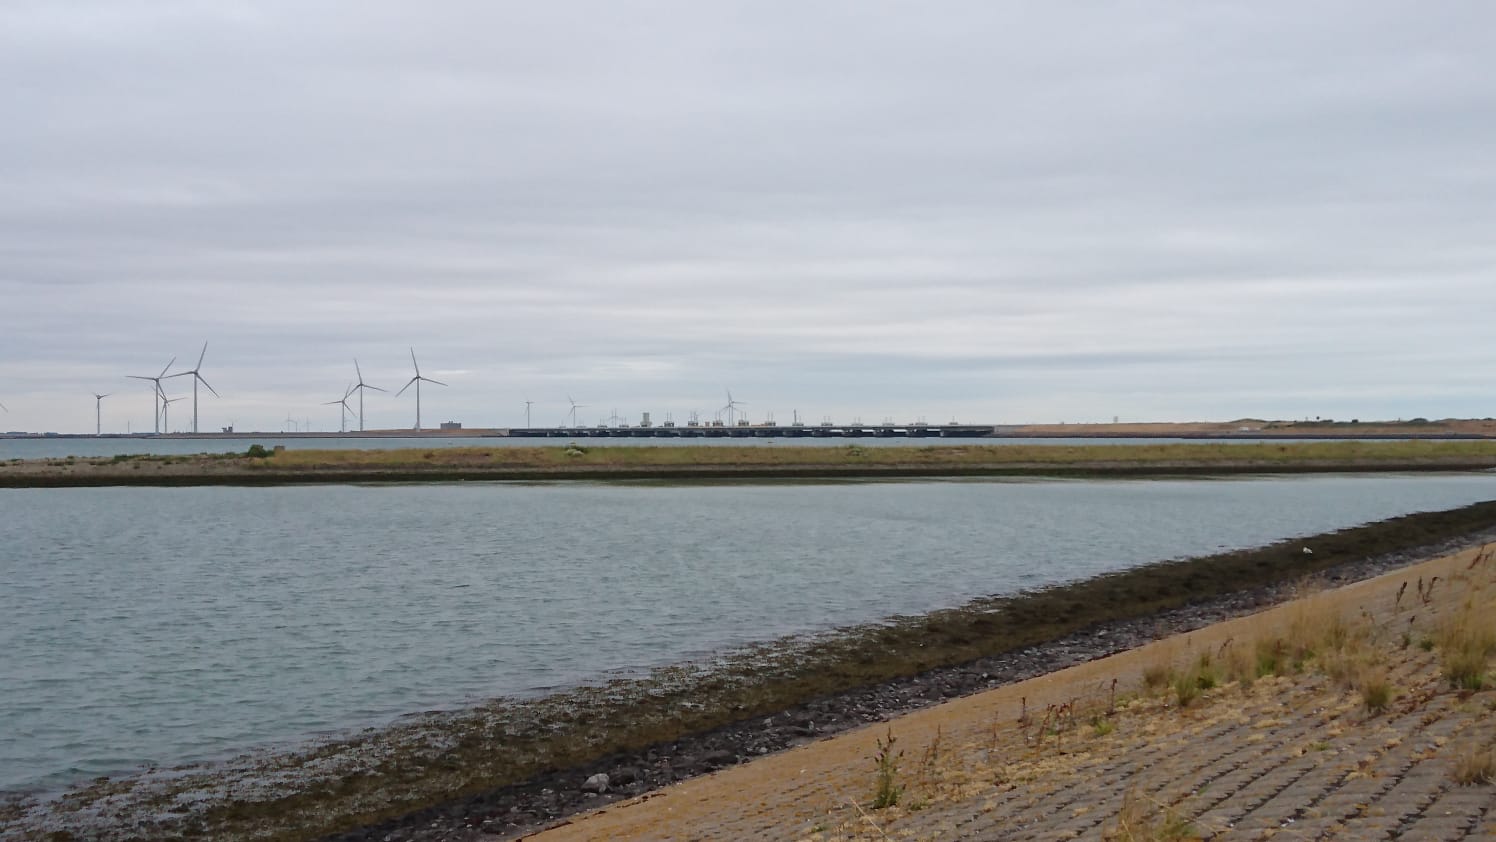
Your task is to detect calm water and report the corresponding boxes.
[0,434,1352,461]
[4,473,1495,792]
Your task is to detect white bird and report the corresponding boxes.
[1302,547,1313,555]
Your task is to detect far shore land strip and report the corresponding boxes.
[5,438,1496,487]
[5,416,1496,442]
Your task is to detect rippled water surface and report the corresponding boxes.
[4,473,1495,791]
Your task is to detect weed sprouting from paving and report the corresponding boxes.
[870,729,903,809]
[1433,593,1496,692]
[1452,745,1496,786]
[1358,666,1393,713]
[1107,788,1197,841]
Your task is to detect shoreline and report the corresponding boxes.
[330,521,1496,842]
[9,501,1496,841]
[531,541,1496,840]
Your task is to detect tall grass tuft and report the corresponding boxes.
[1434,597,1496,692]
[1358,666,1393,714]
[1452,746,1496,786]
[871,729,903,809]
[1108,788,1197,841]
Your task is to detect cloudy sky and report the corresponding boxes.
[2,2,1493,434]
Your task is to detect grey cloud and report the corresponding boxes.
[3,1,1495,432]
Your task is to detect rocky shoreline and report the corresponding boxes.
[325,525,1496,842]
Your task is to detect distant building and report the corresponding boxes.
[439,421,462,431]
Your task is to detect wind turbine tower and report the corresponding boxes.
[126,356,175,434]
[566,395,587,427]
[92,393,110,436]
[722,389,747,426]
[167,343,218,434]
[348,359,385,432]
[395,348,446,431]
[324,384,356,433]
[161,395,184,433]
[523,398,534,428]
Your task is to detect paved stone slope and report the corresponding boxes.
[528,547,1496,841]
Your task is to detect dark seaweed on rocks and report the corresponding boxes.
[316,501,1496,842]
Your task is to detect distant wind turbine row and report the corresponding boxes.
[116,345,446,434]
[15,343,771,434]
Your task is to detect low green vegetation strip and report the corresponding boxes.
[4,440,1496,486]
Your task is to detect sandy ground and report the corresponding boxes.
[524,549,1496,841]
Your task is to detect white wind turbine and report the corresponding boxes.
[161,395,185,434]
[126,356,175,434]
[347,359,385,432]
[721,389,747,426]
[324,384,356,433]
[166,342,218,434]
[523,397,534,428]
[565,395,587,427]
[395,348,446,431]
[92,393,111,436]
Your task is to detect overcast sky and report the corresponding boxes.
[3,1,1494,434]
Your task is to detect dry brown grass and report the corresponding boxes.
[1452,745,1496,786]
[1434,597,1496,692]
[1106,789,1199,841]
[1137,577,1404,720]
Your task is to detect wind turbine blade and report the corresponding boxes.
[197,374,220,397]
[0,402,7,412]
[423,377,448,387]
[354,359,364,381]
[409,347,420,375]
[196,342,208,370]
[395,377,417,397]
[126,375,153,382]
[158,356,177,378]
[323,399,342,406]
[366,384,387,393]
[165,371,192,379]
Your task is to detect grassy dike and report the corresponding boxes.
[5,439,1496,486]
